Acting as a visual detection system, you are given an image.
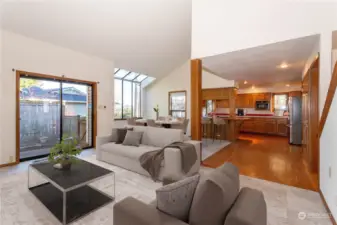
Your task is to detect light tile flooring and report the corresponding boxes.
[201,138,231,160]
[0,150,332,225]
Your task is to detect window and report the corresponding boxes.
[169,91,186,118]
[114,68,148,119]
[274,94,288,110]
[202,100,213,117]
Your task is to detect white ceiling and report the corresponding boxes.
[202,35,319,88]
[1,0,192,78]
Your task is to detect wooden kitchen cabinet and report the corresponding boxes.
[236,93,271,108]
[240,117,288,136]
[276,118,288,136]
[202,88,230,100]
[215,99,229,108]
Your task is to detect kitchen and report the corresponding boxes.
[201,87,301,143]
[198,35,320,190]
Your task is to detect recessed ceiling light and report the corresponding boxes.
[251,85,255,89]
[286,84,290,87]
[278,63,289,69]
[244,81,248,84]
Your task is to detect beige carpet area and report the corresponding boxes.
[0,153,332,225]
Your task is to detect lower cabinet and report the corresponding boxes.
[240,118,288,136]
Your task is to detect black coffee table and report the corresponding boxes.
[28,158,115,225]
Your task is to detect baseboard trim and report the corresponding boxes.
[319,189,337,225]
[0,162,18,168]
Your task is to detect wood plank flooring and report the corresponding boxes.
[202,133,318,191]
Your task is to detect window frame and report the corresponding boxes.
[272,93,289,111]
[168,90,187,118]
[114,68,148,120]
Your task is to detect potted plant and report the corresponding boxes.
[48,136,82,170]
[153,104,159,120]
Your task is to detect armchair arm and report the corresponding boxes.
[114,197,188,225]
[163,140,201,180]
[95,135,113,160]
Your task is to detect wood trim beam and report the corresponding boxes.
[16,70,97,85]
[191,59,202,141]
[319,190,337,225]
[319,62,337,137]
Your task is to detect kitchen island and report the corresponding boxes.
[203,117,250,142]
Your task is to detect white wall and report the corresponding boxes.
[302,40,319,78]
[0,30,114,164]
[192,0,337,59]
[143,61,191,134]
[202,70,234,88]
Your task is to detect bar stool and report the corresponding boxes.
[202,118,212,145]
[212,116,226,142]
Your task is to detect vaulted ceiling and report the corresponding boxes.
[1,0,192,78]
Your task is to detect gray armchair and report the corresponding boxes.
[114,163,267,225]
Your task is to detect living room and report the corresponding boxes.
[1,1,337,225]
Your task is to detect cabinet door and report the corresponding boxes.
[277,123,288,136]
[264,93,272,101]
[241,120,254,132]
[247,94,254,108]
[277,119,288,136]
[254,121,265,133]
[236,95,244,108]
[264,121,276,134]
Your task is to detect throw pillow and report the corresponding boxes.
[111,128,118,142]
[188,169,240,225]
[156,174,200,222]
[122,130,143,147]
[116,128,133,144]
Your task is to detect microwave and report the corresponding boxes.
[255,101,270,110]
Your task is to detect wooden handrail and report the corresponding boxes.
[319,62,337,137]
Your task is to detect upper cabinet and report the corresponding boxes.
[202,88,233,100]
[236,92,272,108]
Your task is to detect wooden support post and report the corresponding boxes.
[191,59,202,141]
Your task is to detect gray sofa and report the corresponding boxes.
[96,125,200,180]
[114,163,267,225]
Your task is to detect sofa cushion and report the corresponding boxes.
[111,128,118,142]
[189,169,240,225]
[143,127,184,147]
[224,187,267,225]
[123,130,143,147]
[100,142,161,159]
[131,126,149,145]
[116,128,133,144]
[156,174,200,222]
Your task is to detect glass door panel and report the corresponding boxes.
[61,82,93,148]
[19,77,61,160]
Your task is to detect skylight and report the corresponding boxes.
[114,68,148,83]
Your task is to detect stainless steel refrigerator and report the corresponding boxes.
[288,96,302,145]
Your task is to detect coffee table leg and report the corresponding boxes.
[63,191,67,225]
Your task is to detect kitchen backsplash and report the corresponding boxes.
[214,108,274,115]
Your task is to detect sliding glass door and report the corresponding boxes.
[62,82,93,148]
[19,75,93,160]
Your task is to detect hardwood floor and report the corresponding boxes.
[202,133,318,191]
